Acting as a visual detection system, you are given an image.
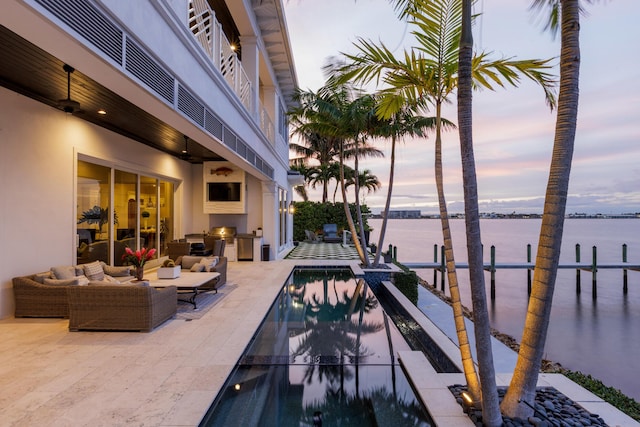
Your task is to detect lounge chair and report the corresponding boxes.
[322,224,342,243]
[305,230,321,243]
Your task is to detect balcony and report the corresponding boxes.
[188,0,275,145]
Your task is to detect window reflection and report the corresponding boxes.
[77,159,175,265]
[76,161,111,265]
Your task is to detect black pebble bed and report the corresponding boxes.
[449,385,608,427]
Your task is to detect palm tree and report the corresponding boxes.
[344,168,381,202]
[501,0,587,418]
[331,1,555,420]
[291,84,384,265]
[366,106,440,267]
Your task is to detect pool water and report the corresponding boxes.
[199,268,434,426]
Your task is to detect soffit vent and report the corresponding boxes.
[34,0,274,179]
[35,0,123,64]
[178,85,205,126]
[237,140,247,158]
[125,38,174,104]
[205,110,223,140]
[223,127,237,150]
[246,148,256,166]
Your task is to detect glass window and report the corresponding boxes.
[77,159,175,265]
[114,170,139,265]
[158,180,174,257]
[77,161,112,265]
[140,176,158,260]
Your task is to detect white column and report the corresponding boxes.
[261,181,277,260]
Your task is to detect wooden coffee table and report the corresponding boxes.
[146,271,220,309]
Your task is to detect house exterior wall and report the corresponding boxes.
[0,0,298,319]
[0,88,195,317]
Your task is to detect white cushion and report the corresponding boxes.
[190,263,206,272]
[83,261,105,281]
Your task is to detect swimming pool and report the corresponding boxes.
[199,268,435,426]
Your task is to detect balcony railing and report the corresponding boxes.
[188,0,274,144]
[259,101,275,145]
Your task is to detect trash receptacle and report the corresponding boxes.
[261,244,270,261]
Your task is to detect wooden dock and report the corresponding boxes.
[396,243,640,299]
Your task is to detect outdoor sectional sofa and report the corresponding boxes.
[67,284,176,332]
[13,260,177,332]
[173,255,227,291]
[12,261,136,318]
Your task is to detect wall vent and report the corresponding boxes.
[205,111,223,140]
[34,0,274,180]
[223,128,236,150]
[178,85,205,126]
[125,38,174,104]
[35,0,123,64]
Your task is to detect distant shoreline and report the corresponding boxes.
[369,213,640,219]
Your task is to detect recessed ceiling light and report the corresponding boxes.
[97,109,107,115]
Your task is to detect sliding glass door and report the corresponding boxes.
[77,159,175,266]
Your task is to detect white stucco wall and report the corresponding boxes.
[0,87,195,318]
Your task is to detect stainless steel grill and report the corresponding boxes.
[210,226,236,244]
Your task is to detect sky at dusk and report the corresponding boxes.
[283,0,640,215]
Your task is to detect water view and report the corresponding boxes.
[370,218,640,401]
[200,268,434,426]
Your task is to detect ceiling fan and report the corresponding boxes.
[58,64,82,114]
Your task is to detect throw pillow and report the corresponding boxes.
[190,262,206,272]
[51,265,76,280]
[44,277,79,286]
[100,262,132,277]
[200,256,219,271]
[83,261,105,281]
[180,256,202,270]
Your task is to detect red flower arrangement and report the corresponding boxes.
[122,247,156,268]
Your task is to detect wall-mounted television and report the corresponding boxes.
[207,182,242,202]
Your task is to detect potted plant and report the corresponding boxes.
[157,259,180,279]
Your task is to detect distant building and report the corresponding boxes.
[383,210,422,219]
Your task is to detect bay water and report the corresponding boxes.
[368,218,640,401]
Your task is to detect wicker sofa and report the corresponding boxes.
[173,255,227,291]
[13,274,72,318]
[12,261,135,318]
[67,284,177,332]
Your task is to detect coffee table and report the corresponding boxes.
[146,271,220,309]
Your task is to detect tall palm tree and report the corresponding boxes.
[457,2,502,424]
[366,107,440,267]
[289,90,343,203]
[291,84,384,264]
[501,0,587,418]
[331,1,555,420]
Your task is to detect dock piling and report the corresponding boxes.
[623,243,628,294]
[527,244,532,295]
[576,244,581,294]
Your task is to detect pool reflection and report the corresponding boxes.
[200,269,433,427]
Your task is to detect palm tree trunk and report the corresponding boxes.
[339,141,367,264]
[501,0,580,418]
[352,139,369,264]
[458,1,501,425]
[374,134,396,266]
[434,100,481,399]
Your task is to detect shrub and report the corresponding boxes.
[393,270,419,305]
